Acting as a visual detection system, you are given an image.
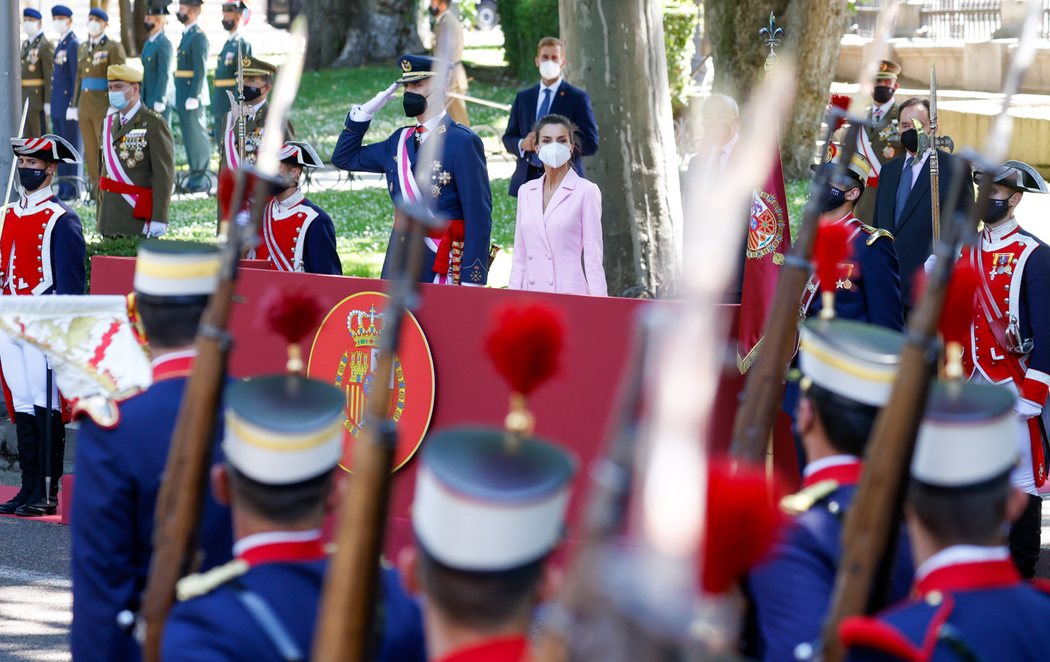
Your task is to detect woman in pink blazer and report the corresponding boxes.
[509,114,607,296]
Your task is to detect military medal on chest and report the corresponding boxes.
[431,160,451,198]
[836,262,856,290]
[27,48,39,72]
[989,252,1015,280]
[120,129,148,168]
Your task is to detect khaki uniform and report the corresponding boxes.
[21,34,55,137]
[853,102,904,223]
[97,106,175,237]
[75,35,127,188]
[434,10,469,127]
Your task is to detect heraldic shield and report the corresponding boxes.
[307,292,436,473]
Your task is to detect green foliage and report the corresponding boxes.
[497,0,560,80]
[663,1,699,118]
[786,178,808,238]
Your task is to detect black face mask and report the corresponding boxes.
[243,85,262,102]
[872,85,895,104]
[428,6,441,17]
[983,197,1012,224]
[176,11,189,24]
[900,128,919,153]
[221,18,235,31]
[822,185,848,213]
[403,91,427,118]
[18,167,48,192]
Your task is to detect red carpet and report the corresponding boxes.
[0,476,72,524]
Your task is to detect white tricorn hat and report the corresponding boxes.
[798,318,906,407]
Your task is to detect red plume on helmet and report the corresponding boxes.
[813,221,854,319]
[827,94,852,132]
[259,289,324,373]
[938,261,980,379]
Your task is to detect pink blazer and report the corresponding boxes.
[509,169,607,296]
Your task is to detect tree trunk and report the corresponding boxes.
[560,0,683,298]
[117,0,145,57]
[305,0,423,70]
[704,0,845,180]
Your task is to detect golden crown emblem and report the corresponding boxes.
[242,57,252,68]
[347,305,383,348]
[401,59,412,72]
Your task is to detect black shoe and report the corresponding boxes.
[0,498,27,515]
[14,499,57,517]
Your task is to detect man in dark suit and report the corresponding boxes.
[502,36,599,197]
[872,97,973,310]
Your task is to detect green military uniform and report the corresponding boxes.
[75,34,126,188]
[21,32,55,138]
[97,65,175,238]
[175,21,211,192]
[852,100,904,223]
[212,32,252,144]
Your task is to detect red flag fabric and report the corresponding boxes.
[736,141,792,373]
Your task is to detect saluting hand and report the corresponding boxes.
[350,83,401,122]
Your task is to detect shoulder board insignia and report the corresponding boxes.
[176,559,249,602]
[859,224,895,246]
[779,479,839,516]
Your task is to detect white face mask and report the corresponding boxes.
[538,141,571,169]
[87,19,103,37]
[538,60,562,81]
[23,20,40,36]
[52,19,69,34]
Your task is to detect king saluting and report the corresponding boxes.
[331,54,493,285]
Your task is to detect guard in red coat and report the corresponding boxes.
[959,159,1050,577]
[248,141,341,275]
[840,381,1050,662]
[0,134,85,516]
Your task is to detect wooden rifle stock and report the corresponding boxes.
[312,212,431,662]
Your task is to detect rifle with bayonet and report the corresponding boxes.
[820,3,1044,660]
[236,37,246,165]
[930,63,941,245]
[139,18,309,662]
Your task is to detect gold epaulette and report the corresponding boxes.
[779,479,839,516]
[859,224,895,246]
[175,559,249,602]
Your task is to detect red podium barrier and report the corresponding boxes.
[88,257,797,551]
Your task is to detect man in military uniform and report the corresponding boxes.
[0,135,85,517]
[212,1,253,144]
[802,148,904,330]
[430,0,469,126]
[96,64,175,238]
[71,241,233,662]
[174,0,212,193]
[21,9,54,139]
[747,318,914,661]
[851,60,905,223]
[840,382,1050,661]
[957,160,1050,578]
[73,7,126,190]
[248,141,341,274]
[49,5,81,201]
[161,374,426,661]
[142,3,175,124]
[332,54,493,286]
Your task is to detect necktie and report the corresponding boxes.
[894,156,914,227]
[413,125,426,149]
[537,88,552,122]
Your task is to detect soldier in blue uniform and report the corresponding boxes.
[142,2,175,124]
[71,241,233,662]
[803,148,905,330]
[331,54,493,286]
[212,1,253,144]
[49,5,81,201]
[174,0,212,193]
[162,374,426,661]
[840,381,1050,661]
[747,318,914,661]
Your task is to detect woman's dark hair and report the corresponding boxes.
[531,113,581,159]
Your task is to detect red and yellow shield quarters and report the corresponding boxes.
[307,292,435,473]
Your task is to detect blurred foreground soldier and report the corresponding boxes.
[502,36,599,197]
[802,149,904,330]
[0,136,85,517]
[960,160,1050,578]
[21,8,54,138]
[71,241,233,662]
[97,64,175,238]
[398,425,576,661]
[747,319,914,661]
[75,7,127,189]
[851,60,904,222]
[213,1,253,142]
[142,4,175,123]
[840,382,1050,661]
[174,0,212,193]
[430,0,469,126]
[247,141,341,274]
[162,375,426,661]
[332,54,493,285]
[49,5,82,201]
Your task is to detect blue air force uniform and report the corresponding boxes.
[49,13,81,201]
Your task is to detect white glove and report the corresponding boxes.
[66,106,78,121]
[923,253,937,274]
[44,103,51,115]
[153,102,165,113]
[185,97,200,111]
[349,83,399,122]
[143,221,168,238]
[1015,398,1042,421]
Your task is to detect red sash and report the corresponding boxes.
[432,219,465,283]
[99,177,153,220]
